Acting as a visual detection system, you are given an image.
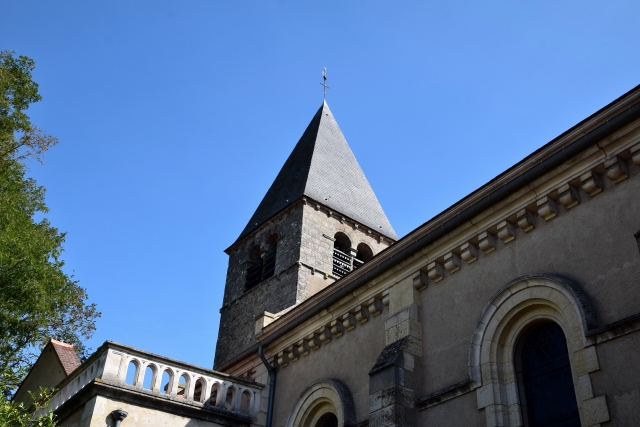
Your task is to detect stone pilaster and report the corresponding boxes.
[369,276,422,427]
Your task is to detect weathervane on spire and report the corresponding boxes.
[320,67,329,100]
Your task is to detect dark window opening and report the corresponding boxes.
[635,229,640,254]
[332,235,375,277]
[245,245,263,290]
[332,233,352,278]
[354,243,373,269]
[245,234,278,291]
[516,322,580,427]
[316,413,338,427]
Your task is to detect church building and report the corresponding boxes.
[16,85,640,427]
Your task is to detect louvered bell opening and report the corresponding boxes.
[262,252,276,280]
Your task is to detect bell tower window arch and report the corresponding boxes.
[244,233,278,291]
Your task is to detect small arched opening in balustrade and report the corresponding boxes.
[209,382,221,406]
[125,360,139,386]
[176,373,189,398]
[142,365,156,390]
[193,378,205,402]
[240,390,252,414]
[225,386,237,411]
[160,369,172,394]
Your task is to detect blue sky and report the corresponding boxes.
[2,1,639,369]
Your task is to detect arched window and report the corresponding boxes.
[515,322,580,427]
[262,234,278,281]
[354,243,373,268]
[316,413,338,427]
[245,245,262,290]
[333,232,351,254]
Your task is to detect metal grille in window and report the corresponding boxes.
[353,258,364,269]
[520,323,580,427]
[245,261,262,290]
[262,252,276,280]
[332,248,352,278]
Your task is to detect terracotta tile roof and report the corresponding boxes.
[50,339,81,375]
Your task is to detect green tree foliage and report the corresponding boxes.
[0,51,100,394]
[0,365,55,427]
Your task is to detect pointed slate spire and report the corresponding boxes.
[235,101,397,243]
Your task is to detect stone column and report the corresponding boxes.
[369,276,423,427]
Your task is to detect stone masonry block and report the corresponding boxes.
[580,395,610,426]
[369,404,416,427]
[389,276,420,316]
[385,304,419,329]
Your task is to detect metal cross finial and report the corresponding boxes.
[320,67,329,100]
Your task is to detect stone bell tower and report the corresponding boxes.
[214,101,397,368]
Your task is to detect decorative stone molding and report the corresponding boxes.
[368,297,383,317]
[478,231,496,254]
[558,183,580,209]
[497,221,515,243]
[460,242,479,264]
[286,379,355,427]
[298,340,311,356]
[427,261,444,282]
[341,312,357,331]
[277,351,290,368]
[580,171,603,197]
[536,196,558,221]
[413,271,429,290]
[354,305,370,324]
[317,326,333,344]
[306,332,322,350]
[516,209,535,232]
[444,252,461,273]
[286,345,300,362]
[604,156,628,183]
[469,276,608,427]
[330,320,345,338]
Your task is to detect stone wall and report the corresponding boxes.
[215,198,393,368]
[297,200,391,301]
[57,396,238,427]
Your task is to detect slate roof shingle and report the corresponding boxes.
[235,101,397,244]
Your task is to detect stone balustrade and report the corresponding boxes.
[50,341,262,417]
